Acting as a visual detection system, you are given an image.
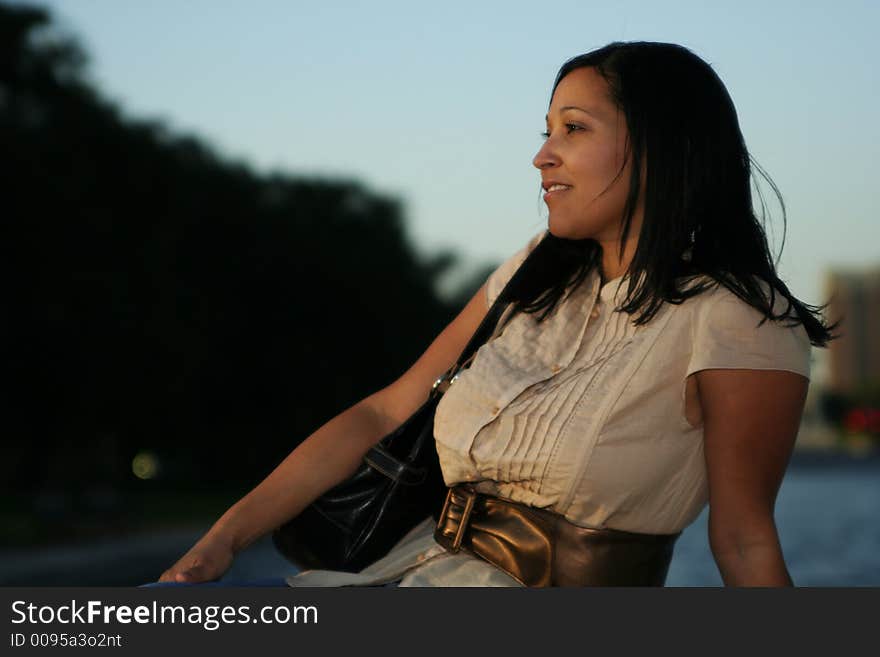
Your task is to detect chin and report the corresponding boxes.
[547,218,588,241]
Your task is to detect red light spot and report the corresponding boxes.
[867,409,880,434]
[844,409,868,433]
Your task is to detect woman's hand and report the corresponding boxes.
[158,534,235,584]
[153,283,492,585]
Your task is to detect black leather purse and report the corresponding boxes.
[272,281,517,573]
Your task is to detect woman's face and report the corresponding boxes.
[533,66,642,244]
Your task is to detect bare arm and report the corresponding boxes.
[698,368,809,586]
[159,283,491,582]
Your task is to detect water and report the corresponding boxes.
[2,458,878,586]
[666,459,880,586]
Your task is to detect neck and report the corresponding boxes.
[598,234,638,286]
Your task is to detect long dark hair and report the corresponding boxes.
[504,41,839,347]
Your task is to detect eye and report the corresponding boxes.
[540,123,584,140]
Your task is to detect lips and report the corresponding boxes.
[542,181,572,200]
[541,181,573,192]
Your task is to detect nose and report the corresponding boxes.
[532,138,559,170]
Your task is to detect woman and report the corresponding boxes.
[158,41,838,587]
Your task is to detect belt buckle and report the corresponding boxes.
[437,485,478,553]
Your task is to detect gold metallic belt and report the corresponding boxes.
[434,485,681,587]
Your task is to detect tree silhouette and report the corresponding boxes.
[1,2,481,509]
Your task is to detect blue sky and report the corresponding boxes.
[23,0,879,306]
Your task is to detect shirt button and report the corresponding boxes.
[551,364,561,373]
[590,307,600,319]
[491,405,500,415]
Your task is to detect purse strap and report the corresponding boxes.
[435,232,547,391]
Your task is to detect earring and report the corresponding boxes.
[682,230,696,261]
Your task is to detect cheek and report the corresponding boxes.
[601,142,628,182]
[571,147,625,197]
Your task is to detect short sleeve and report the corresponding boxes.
[687,284,812,380]
[485,230,547,307]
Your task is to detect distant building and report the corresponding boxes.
[824,267,880,396]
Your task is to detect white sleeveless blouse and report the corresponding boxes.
[433,230,812,535]
[286,230,812,586]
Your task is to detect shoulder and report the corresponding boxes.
[697,277,806,333]
[485,229,548,306]
[685,276,812,381]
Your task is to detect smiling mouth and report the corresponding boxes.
[544,184,572,198]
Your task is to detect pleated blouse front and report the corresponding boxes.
[286,229,812,586]
[433,230,812,535]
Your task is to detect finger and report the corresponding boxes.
[158,570,176,583]
[175,564,210,583]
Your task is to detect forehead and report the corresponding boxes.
[548,67,616,120]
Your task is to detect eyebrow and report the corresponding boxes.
[545,105,604,122]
